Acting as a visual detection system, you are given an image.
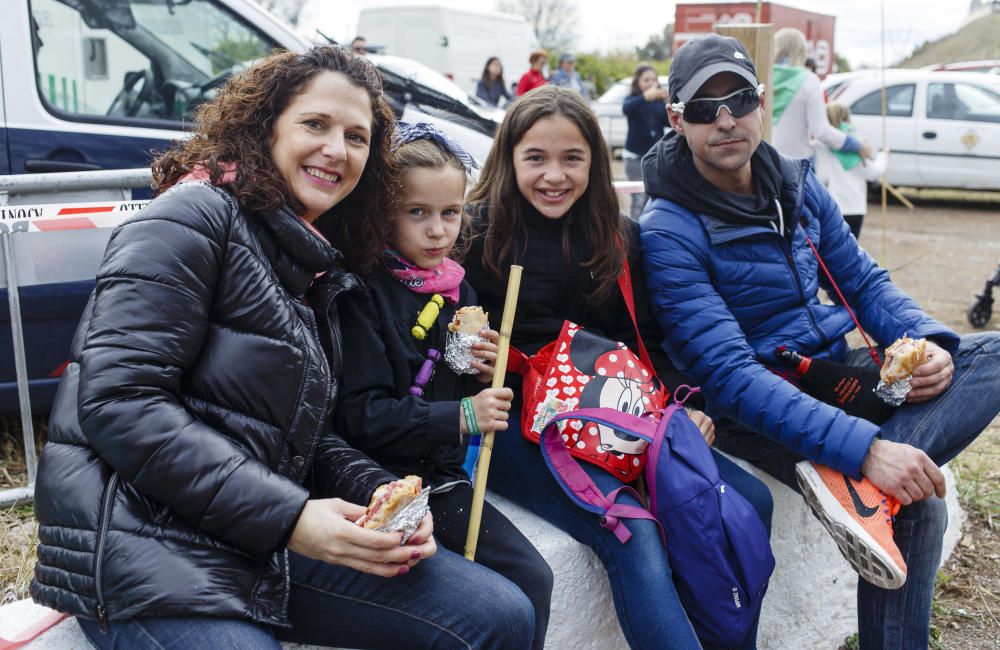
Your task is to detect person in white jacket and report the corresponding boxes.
[771,28,872,162]
[814,102,889,238]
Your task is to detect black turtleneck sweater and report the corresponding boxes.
[464,204,695,398]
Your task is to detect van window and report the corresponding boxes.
[850,84,915,118]
[29,0,277,124]
[927,82,1000,123]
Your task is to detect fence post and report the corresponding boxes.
[0,168,152,508]
[2,229,37,504]
[713,23,775,142]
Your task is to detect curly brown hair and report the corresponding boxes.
[152,46,399,274]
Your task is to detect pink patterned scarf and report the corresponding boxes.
[383,247,465,303]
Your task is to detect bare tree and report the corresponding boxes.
[255,0,308,27]
[498,0,578,51]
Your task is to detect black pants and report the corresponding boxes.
[844,213,864,239]
[431,484,554,650]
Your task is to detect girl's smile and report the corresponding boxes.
[513,115,591,220]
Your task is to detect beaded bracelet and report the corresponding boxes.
[460,397,481,436]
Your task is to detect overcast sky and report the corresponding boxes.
[302,0,977,69]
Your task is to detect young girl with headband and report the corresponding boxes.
[334,122,554,650]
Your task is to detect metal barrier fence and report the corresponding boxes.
[0,168,152,508]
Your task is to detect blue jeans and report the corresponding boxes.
[489,410,773,650]
[716,332,1000,650]
[78,546,534,649]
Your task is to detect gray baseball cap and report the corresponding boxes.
[668,34,760,103]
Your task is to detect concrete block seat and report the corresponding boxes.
[3,464,963,649]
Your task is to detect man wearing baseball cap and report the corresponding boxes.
[548,53,584,94]
[639,33,1000,648]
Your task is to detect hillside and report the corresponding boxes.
[897,13,1000,67]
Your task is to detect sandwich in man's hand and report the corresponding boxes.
[880,335,928,385]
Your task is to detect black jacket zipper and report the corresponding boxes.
[94,472,119,632]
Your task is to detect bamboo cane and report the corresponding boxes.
[465,264,523,561]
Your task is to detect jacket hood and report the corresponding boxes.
[257,206,348,296]
[642,130,804,236]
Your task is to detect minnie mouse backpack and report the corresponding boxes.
[538,393,775,647]
[508,267,665,481]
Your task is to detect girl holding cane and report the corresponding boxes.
[335,123,553,650]
[465,85,773,649]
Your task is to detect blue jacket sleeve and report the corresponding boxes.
[622,94,644,116]
[640,207,879,477]
[804,174,960,352]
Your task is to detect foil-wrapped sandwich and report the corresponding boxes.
[357,475,429,543]
[875,335,927,405]
[445,306,489,374]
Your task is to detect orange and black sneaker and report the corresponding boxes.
[795,461,907,589]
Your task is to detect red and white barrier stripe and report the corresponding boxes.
[0,200,150,232]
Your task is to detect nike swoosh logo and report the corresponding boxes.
[843,476,880,517]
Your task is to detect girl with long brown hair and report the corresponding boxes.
[464,84,773,649]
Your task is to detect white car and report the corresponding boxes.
[591,76,668,155]
[826,69,1000,190]
[366,53,500,164]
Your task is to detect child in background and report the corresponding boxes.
[334,122,553,650]
[814,102,889,239]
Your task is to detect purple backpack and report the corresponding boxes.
[538,393,775,647]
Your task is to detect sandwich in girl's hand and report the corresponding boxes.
[446,306,490,374]
[357,475,427,538]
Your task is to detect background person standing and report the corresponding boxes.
[623,64,669,220]
[517,50,548,96]
[476,56,512,107]
[549,53,584,94]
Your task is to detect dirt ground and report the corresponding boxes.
[858,196,1000,650]
[2,191,999,646]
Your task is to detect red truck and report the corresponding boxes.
[674,2,836,77]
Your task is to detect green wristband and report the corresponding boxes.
[461,397,481,436]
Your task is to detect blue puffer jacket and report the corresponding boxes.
[639,154,959,477]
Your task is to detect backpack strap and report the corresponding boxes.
[506,345,529,375]
[539,407,662,543]
[616,265,657,375]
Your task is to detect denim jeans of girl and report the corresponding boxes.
[489,411,774,650]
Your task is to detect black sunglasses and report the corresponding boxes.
[353,46,367,54]
[671,85,764,124]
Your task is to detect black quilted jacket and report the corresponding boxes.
[29,181,396,628]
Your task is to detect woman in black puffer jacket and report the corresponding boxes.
[30,46,534,650]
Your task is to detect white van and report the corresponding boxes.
[0,0,496,177]
[357,5,537,98]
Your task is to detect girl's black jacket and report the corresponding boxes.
[335,269,482,485]
[464,204,695,398]
[30,182,397,628]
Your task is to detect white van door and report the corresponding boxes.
[4,0,292,175]
[918,80,1000,190]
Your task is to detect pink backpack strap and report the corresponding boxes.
[539,408,662,543]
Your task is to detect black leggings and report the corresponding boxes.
[430,484,554,650]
